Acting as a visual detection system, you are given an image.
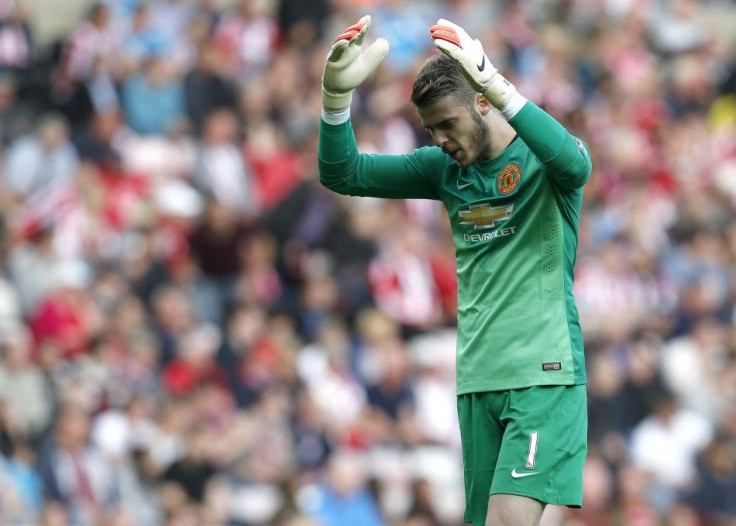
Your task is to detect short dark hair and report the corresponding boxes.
[411,54,477,109]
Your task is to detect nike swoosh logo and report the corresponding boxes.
[477,54,485,72]
[457,181,472,190]
[511,468,539,479]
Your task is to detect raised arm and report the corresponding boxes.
[429,19,592,190]
[318,16,441,200]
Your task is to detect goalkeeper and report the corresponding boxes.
[318,16,592,526]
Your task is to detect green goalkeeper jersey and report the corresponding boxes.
[318,101,592,394]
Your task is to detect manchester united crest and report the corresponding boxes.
[497,163,521,195]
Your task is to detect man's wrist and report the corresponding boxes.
[321,87,353,115]
[481,73,527,119]
[498,91,528,120]
[321,106,351,125]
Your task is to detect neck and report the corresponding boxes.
[486,111,518,159]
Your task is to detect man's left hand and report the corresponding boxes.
[430,19,520,112]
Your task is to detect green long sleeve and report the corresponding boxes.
[318,118,442,200]
[508,101,592,190]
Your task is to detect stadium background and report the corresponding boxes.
[0,0,734,524]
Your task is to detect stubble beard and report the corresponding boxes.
[458,111,492,168]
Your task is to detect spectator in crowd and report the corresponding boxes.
[681,432,736,522]
[0,325,54,443]
[302,449,384,526]
[630,390,713,510]
[0,0,733,524]
[121,56,184,136]
[3,114,78,200]
[183,41,237,133]
[118,5,170,73]
[37,404,116,524]
[0,0,32,71]
[214,0,280,81]
[194,107,259,217]
[52,3,119,123]
[0,73,37,145]
[188,197,252,323]
[0,436,43,523]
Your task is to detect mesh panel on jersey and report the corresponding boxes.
[545,203,560,240]
[542,202,561,296]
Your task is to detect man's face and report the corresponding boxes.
[418,95,491,169]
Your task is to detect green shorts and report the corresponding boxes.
[457,385,587,525]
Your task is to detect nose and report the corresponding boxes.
[432,131,448,148]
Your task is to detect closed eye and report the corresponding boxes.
[438,119,456,130]
[424,119,456,135]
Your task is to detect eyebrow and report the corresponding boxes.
[425,118,456,130]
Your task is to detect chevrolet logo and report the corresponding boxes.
[459,204,514,229]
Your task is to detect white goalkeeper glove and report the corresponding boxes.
[322,15,389,112]
[429,19,527,119]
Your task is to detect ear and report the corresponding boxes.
[475,93,492,115]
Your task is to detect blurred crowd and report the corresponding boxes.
[0,0,734,524]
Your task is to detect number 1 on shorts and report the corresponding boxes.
[525,431,539,469]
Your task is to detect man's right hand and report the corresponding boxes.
[322,15,389,112]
